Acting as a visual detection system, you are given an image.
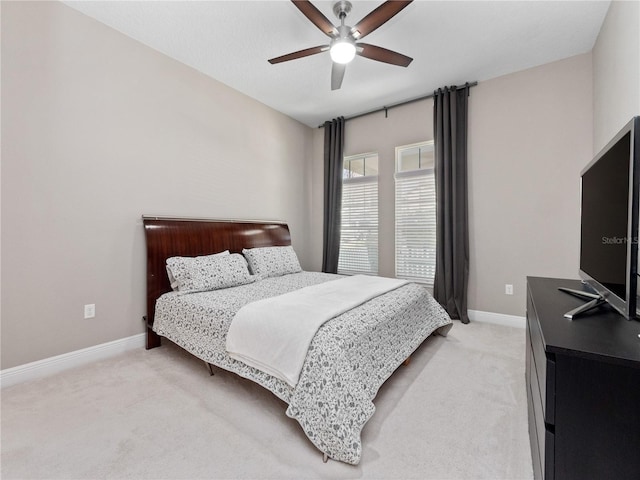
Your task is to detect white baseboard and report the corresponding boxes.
[1,311,523,388]
[0,333,146,389]
[469,309,526,329]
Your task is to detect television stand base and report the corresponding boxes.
[558,287,606,319]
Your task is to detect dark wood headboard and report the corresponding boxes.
[142,216,292,349]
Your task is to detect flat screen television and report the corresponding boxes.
[567,116,640,319]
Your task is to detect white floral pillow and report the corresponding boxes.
[166,252,254,294]
[166,250,229,290]
[242,246,302,278]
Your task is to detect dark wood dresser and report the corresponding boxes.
[526,277,640,480]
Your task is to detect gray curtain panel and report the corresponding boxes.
[322,117,345,273]
[433,85,470,323]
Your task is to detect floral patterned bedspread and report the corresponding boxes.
[153,271,452,464]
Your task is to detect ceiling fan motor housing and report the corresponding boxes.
[336,24,352,40]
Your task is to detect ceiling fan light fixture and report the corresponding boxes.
[330,39,356,64]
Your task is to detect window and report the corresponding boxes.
[395,141,436,286]
[338,153,379,275]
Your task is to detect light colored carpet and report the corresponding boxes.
[1,321,533,480]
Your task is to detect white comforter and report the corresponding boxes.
[226,275,408,387]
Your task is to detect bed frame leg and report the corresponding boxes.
[322,453,329,463]
[206,362,215,376]
[403,356,411,366]
[143,318,162,350]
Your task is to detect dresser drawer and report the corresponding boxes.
[528,344,556,480]
[527,377,543,480]
[527,291,556,425]
[529,347,547,475]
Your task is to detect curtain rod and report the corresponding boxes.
[318,81,478,128]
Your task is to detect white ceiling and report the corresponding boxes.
[64,0,610,127]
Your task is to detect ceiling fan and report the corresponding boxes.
[268,0,414,90]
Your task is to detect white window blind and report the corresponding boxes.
[395,142,436,286]
[338,176,379,275]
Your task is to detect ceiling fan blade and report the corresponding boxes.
[331,62,346,90]
[357,43,413,67]
[292,0,338,37]
[268,45,329,64]
[351,1,413,40]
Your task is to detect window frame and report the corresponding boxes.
[338,152,379,276]
[394,140,436,286]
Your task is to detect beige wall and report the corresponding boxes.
[309,4,639,319]
[1,1,314,369]
[468,54,593,315]
[592,0,640,153]
[5,0,633,369]
[311,53,593,317]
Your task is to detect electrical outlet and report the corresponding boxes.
[505,284,514,295]
[84,304,95,319]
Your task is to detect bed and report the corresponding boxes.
[143,216,453,465]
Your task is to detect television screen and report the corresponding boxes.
[580,132,631,301]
